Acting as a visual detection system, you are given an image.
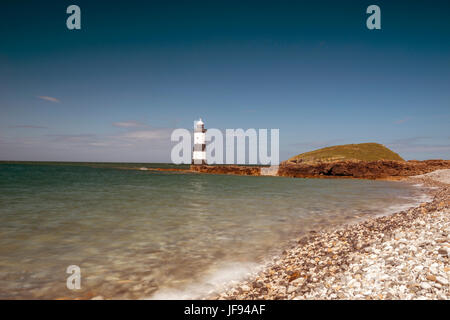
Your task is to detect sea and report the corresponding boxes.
[0,162,430,299]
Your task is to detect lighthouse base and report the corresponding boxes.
[192,160,207,165]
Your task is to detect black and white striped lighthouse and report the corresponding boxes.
[192,118,207,165]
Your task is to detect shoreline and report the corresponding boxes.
[209,170,450,300]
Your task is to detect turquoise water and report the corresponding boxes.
[0,163,426,299]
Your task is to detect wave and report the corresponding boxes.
[146,262,260,300]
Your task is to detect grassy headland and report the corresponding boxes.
[288,143,404,163]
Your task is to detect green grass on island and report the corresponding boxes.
[288,143,405,163]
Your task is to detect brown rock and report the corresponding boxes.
[426,275,437,282]
[288,271,301,282]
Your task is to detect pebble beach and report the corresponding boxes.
[212,170,450,300]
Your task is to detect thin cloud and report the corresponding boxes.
[394,117,411,125]
[290,139,345,149]
[1,127,177,162]
[387,136,450,154]
[45,128,173,147]
[8,125,48,129]
[112,121,146,128]
[388,136,431,146]
[122,129,171,140]
[47,134,97,144]
[37,96,60,103]
[390,144,450,153]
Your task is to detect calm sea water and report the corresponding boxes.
[0,163,428,299]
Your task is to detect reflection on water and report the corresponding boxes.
[0,163,427,299]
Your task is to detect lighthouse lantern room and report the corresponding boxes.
[192,118,207,165]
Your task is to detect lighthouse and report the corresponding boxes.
[192,118,207,165]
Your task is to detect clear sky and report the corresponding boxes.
[1,0,449,162]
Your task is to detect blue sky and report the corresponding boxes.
[1,0,449,162]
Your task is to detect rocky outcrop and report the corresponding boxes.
[189,160,450,179]
[190,165,261,176]
[278,160,450,179]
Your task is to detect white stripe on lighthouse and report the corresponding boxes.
[192,118,207,165]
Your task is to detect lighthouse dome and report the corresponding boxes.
[196,118,204,126]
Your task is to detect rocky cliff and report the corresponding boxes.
[278,160,450,179]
